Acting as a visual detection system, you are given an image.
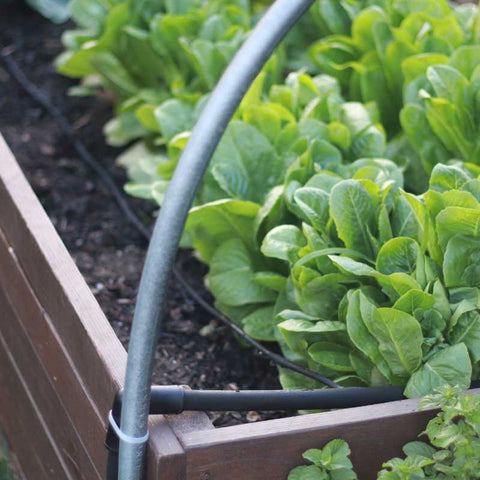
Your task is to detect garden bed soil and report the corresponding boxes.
[0,2,282,428]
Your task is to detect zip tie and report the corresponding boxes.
[108,411,149,445]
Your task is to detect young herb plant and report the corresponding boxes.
[288,439,357,480]
[290,386,480,480]
[378,386,480,479]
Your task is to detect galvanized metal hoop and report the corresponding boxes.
[118,2,316,479]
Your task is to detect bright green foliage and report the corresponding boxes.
[257,162,480,395]
[310,0,478,136]
[122,71,386,208]
[56,0,293,167]
[288,439,358,480]
[287,0,385,72]
[57,0,282,147]
[401,46,480,172]
[56,0,375,148]
[308,0,480,192]
[59,0,253,89]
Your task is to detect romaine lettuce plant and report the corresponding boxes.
[122,71,386,207]
[309,0,478,135]
[401,46,480,173]
[265,163,480,396]
[58,0,284,147]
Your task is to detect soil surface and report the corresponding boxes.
[0,2,284,427]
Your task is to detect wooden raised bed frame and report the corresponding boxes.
[0,134,478,480]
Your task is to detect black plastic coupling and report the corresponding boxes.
[150,385,186,415]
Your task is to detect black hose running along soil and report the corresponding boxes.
[0,50,339,389]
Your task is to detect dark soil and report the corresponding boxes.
[0,2,284,427]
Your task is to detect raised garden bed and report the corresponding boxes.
[2,128,480,480]
[2,2,480,479]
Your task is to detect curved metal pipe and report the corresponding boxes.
[118,1,315,479]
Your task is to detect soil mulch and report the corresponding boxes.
[0,2,285,427]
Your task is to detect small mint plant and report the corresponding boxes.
[288,439,358,480]
[290,387,480,480]
[378,386,480,479]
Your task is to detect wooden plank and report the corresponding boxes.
[0,321,71,479]
[146,409,215,479]
[146,416,188,480]
[0,135,208,477]
[0,135,125,417]
[0,246,102,478]
[181,389,480,480]
[0,228,105,475]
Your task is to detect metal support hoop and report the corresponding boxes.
[118,1,316,479]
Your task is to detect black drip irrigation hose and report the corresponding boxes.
[0,49,339,389]
[104,385,405,480]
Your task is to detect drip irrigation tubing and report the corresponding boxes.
[104,385,408,479]
[0,48,339,388]
[104,380,480,480]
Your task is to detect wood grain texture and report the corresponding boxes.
[0,135,126,415]
[146,416,188,480]
[0,229,105,475]
[0,136,206,478]
[0,302,72,480]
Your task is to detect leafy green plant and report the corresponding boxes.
[287,0,383,72]
[288,439,357,480]
[57,0,283,147]
[57,0,375,149]
[57,0,392,175]
[401,45,480,173]
[58,0,480,398]
[378,386,480,479]
[267,163,480,395]
[289,386,480,480]
[193,159,479,394]
[122,71,386,206]
[171,75,392,367]
[309,0,478,135]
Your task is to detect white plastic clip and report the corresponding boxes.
[108,410,149,445]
